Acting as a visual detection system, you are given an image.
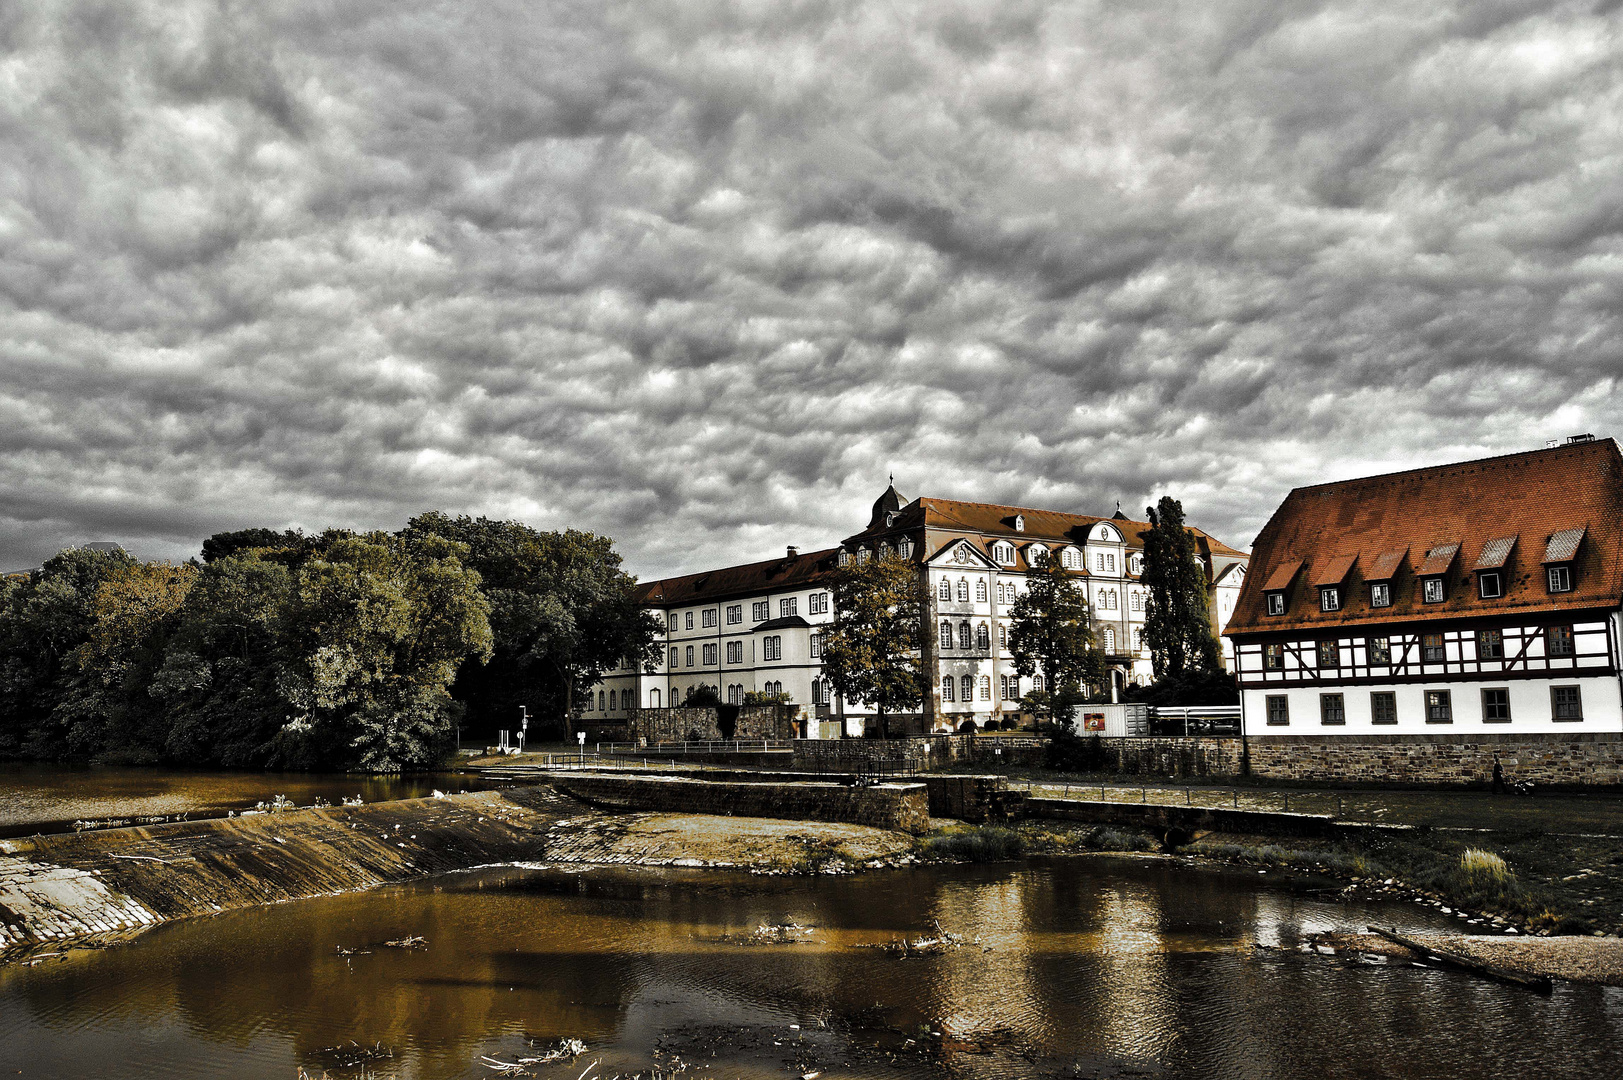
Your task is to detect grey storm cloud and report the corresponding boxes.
[2,0,1620,576]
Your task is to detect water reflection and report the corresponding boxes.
[1,856,1619,1079]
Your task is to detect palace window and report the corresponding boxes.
[780,597,797,618]
[993,542,1013,564]
[1548,565,1573,593]
[669,614,679,631]
[1320,587,1340,612]
[1370,583,1390,608]
[1034,675,1045,692]
[1096,552,1116,573]
[976,624,990,650]
[898,538,913,559]
[685,612,694,630]
[651,689,660,707]
[939,580,951,602]
[1319,693,1345,725]
[975,579,987,603]
[1134,627,1145,651]
[855,548,869,564]
[702,643,717,665]
[685,645,694,666]
[1317,640,1339,668]
[727,641,743,664]
[752,601,770,621]
[942,675,955,702]
[838,550,850,566]
[1421,634,1446,663]
[1547,625,1575,657]
[763,636,782,661]
[1266,695,1289,725]
[1131,591,1143,612]
[1422,577,1445,603]
[1001,674,1014,699]
[810,633,823,658]
[1367,636,1391,665]
[999,625,1008,648]
[980,676,991,700]
[702,608,716,628]
[810,592,828,614]
[940,621,953,648]
[957,579,969,602]
[1552,685,1583,721]
[597,691,604,711]
[1478,571,1503,599]
[727,604,742,625]
[1129,554,1143,574]
[961,674,974,701]
[1371,691,1397,724]
[959,622,972,650]
[1063,548,1080,570]
[1264,643,1284,671]
[1482,688,1511,722]
[1476,629,1504,660]
[1425,689,1452,723]
[669,647,678,668]
[1266,592,1286,616]
[1103,627,1116,653]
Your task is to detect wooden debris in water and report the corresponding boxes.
[480,1038,589,1074]
[383,935,428,949]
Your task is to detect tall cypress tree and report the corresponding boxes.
[1141,496,1221,680]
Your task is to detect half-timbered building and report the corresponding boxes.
[1224,436,1623,736]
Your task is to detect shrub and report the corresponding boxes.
[1460,848,1509,883]
[921,826,1024,862]
[957,719,978,733]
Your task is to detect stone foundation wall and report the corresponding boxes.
[550,772,930,834]
[1245,732,1623,788]
[628,706,797,743]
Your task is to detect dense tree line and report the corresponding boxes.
[0,518,660,771]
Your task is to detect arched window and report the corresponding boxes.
[1131,590,1143,611]
[979,676,991,700]
[940,621,953,648]
[960,674,974,701]
[811,678,822,705]
[1034,674,1045,693]
[1103,627,1116,653]
[855,548,869,564]
[956,578,969,602]
[609,690,617,710]
[898,537,913,559]
[651,688,660,707]
[598,690,605,711]
[838,550,850,566]
[942,674,955,702]
[976,624,989,650]
[938,580,951,602]
[1134,627,1145,651]
[975,579,987,602]
[998,625,1007,648]
[959,622,972,650]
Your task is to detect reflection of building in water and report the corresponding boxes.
[1091,884,1179,1062]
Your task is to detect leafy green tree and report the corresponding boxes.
[685,684,722,706]
[1008,550,1103,724]
[153,550,298,765]
[820,552,930,739]
[399,514,662,740]
[1140,496,1222,680]
[56,560,199,760]
[200,528,314,564]
[0,547,134,757]
[270,532,493,771]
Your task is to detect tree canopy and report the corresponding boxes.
[1140,496,1222,681]
[1008,549,1104,723]
[819,551,929,738]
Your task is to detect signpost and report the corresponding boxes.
[518,706,529,753]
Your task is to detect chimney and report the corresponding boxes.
[787,545,799,558]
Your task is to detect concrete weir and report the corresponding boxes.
[0,776,928,958]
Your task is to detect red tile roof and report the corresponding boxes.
[636,547,841,607]
[1263,560,1303,592]
[1311,554,1358,588]
[1226,437,1623,635]
[1474,535,1517,570]
[1543,526,1586,564]
[845,496,1247,577]
[1417,542,1461,577]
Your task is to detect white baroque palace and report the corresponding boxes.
[588,485,1249,737]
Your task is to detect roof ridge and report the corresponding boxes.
[640,545,841,591]
[1285,438,1618,497]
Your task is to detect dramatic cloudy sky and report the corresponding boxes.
[3,1,1620,577]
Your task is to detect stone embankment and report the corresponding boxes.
[550,772,931,833]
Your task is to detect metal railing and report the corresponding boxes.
[598,739,794,756]
[1006,778,1343,817]
[1148,705,1242,736]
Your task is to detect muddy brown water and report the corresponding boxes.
[2,856,1619,1079]
[0,762,498,838]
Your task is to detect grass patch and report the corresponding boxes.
[919,825,1025,863]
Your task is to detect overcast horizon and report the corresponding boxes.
[4,1,1620,580]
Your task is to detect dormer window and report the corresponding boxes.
[1422,577,1445,603]
[1370,583,1391,608]
[992,542,1013,564]
[1266,592,1286,616]
[1319,587,1340,612]
[898,537,913,559]
[1013,514,1024,533]
[1547,565,1573,593]
[1478,571,1503,599]
[838,550,850,566]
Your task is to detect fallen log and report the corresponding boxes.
[1368,926,1552,994]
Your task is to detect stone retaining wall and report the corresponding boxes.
[628,705,796,742]
[1021,796,1359,840]
[550,773,931,834]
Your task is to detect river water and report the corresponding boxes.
[2,855,1618,1079]
[0,762,496,838]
